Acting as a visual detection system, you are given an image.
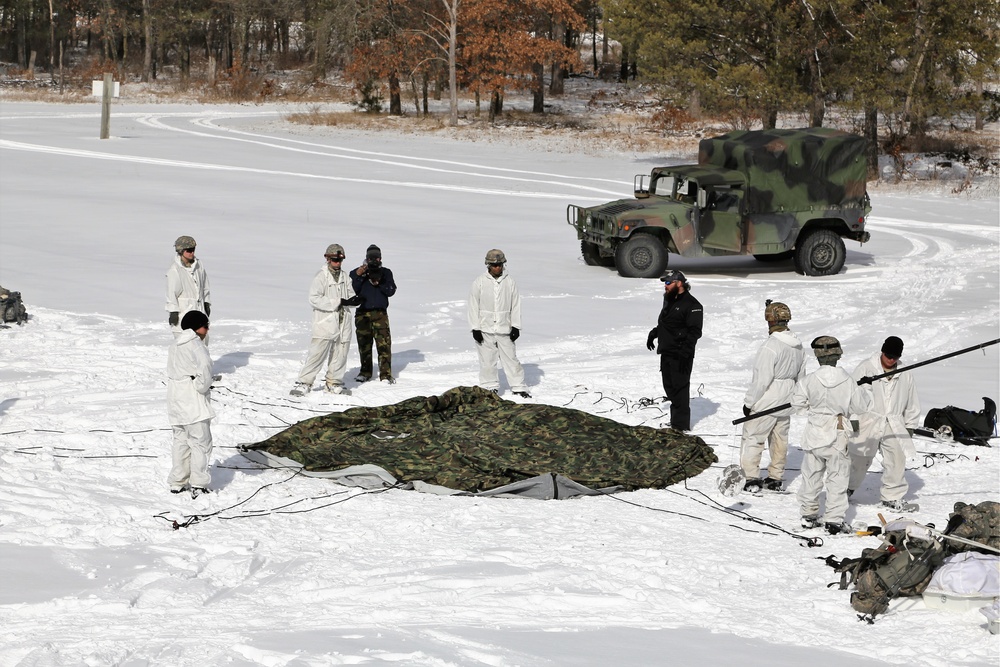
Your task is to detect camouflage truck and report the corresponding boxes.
[566,127,872,277]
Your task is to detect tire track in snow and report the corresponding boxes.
[0,139,607,201]
[133,113,624,197]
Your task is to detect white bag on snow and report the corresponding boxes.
[922,552,999,613]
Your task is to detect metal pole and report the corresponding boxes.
[733,338,1000,425]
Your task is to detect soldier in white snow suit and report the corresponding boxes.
[740,301,807,492]
[166,310,215,494]
[166,235,211,342]
[848,336,921,512]
[792,336,872,535]
[467,249,530,398]
[290,244,359,397]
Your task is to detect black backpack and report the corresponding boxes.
[0,287,27,326]
[923,397,996,446]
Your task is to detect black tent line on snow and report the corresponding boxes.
[241,385,718,500]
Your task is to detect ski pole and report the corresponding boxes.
[858,338,999,384]
[733,338,1000,425]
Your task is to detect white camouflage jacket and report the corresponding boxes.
[166,329,216,426]
[850,353,921,458]
[792,365,872,451]
[743,329,807,416]
[467,270,521,335]
[165,256,210,318]
[308,266,354,341]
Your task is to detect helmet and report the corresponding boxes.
[811,335,843,358]
[324,243,345,259]
[174,235,196,253]
[660,269,686,284]
[485,249,506,265]
[764,301,791,324]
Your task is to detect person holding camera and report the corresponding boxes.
[350,244,397,384]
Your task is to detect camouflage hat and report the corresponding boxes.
[174,235,197,253]
[811,335,843,358]
[764,300,791,324]
[660,269,687,284]
[324,243,345,259]
[485,249,506,265]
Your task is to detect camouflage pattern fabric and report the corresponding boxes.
[247,386,717,493]
[355,309,392,379]
[949,501,1000,552]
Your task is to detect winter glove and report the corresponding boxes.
[340,295,363,307]
[204,303,211,317]
[509,327,520,342]
[743,405,752,417]
[472,330,484,345]
[168,311,179,327]
[646,330,657,351]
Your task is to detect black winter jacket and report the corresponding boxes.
[650,290,704,359]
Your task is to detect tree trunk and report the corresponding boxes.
[864,105,879,181]
[532,63,544,113]
[389,71,402,115]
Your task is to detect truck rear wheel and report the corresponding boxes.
[615,235,668,278]
[582,241,615,267]
[794,229,846,276]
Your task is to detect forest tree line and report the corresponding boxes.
[2,0,997,150]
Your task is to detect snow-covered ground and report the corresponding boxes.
[0,102,998,666]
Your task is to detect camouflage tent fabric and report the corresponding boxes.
[244,386,717,496]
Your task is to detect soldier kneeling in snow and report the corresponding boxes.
[792,336,872,535]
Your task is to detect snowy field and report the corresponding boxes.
[1,102,998,666]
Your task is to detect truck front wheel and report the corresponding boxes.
[615,235,668,278]
[794,229,846,276]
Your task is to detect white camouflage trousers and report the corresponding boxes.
[797,440,850,524]
[297,337,351,388]
[740,415,790,481]
[168,419,213,489]
[476,332,526,393]
[848,439,908,502]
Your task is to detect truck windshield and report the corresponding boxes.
[650,175,676,197]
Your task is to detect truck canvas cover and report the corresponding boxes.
[242,386,718,499]
[698,128,868,215]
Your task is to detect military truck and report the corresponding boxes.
[566,127,871,277]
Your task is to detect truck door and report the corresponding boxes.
[698,188,744,252]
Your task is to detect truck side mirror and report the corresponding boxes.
[634,174,649,199]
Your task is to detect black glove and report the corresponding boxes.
[204,303,211,317]
[509,327,520,342]
[340,295,363,307]
[472,330,484,345]
[168,311,179,327]
[646,330,656,351]
[743,405,752,417]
